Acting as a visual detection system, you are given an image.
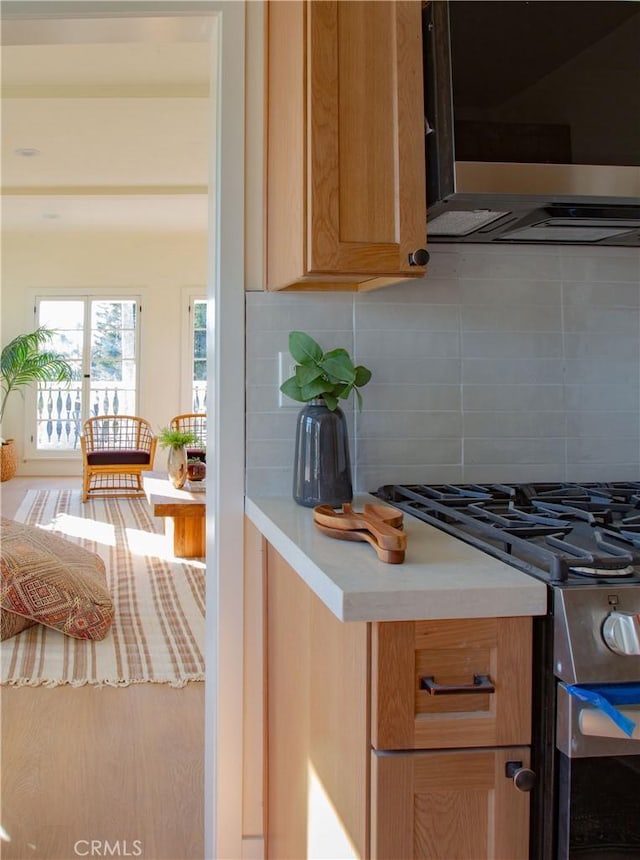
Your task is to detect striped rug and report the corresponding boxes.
[1,489,205,687]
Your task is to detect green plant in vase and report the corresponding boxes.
[279,330,372,411]
[280,331,372,507]
[157,427,198,489]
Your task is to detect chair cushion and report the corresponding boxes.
[86,449,151,466]
[0,518,114,640]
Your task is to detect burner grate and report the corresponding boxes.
[375,483,640,584]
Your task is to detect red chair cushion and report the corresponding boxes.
[86,450,151,466]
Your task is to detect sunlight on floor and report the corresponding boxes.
[307,762,359,859]
[0,824,10,842]
[39,514,115,547]
[125,526,171,558]
[125,526,205,567]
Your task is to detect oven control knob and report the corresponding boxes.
[505,761,536,792]
[602,611,640,656]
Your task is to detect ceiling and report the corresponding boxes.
[1,15,213,233]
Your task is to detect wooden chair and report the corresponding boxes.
[170,413,207,461]
[81,415,157,502]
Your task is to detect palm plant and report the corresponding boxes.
[0,327,73,428]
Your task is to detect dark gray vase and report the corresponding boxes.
[293,399,353,508]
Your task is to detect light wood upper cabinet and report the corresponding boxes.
[266,0,428,292]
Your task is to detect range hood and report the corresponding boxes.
[427,193,640,247]
[424,1,640,248]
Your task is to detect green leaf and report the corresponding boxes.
[354,365,372,388]
[300,378,329,400]
[320,351,355,384]
[323,393,338,411]
[279,377,305,402]
[296,364,322,386]
[336,382,353,400]
[289,331,322,366]
[354,388,363,412]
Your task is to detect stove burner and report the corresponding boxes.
[374,482,640,585]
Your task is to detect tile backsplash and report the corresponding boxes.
[246,244,640,497]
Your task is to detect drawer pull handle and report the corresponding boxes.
[420,674,495,695]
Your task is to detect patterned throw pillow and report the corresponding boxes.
[0,608,37,640]
[0,517,114,640]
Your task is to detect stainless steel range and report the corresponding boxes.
[375,482,640,860]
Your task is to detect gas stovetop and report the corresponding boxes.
[374,482,640,586]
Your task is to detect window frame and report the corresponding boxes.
[25,290,142,460]
[181,286,207,414]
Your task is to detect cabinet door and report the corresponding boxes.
[267,0,427,291]
[371,747,531,860]
[266,545,370,860]
[372,617,532,750]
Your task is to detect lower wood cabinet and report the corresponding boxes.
[265,542,533,859]
[371,747,531,860]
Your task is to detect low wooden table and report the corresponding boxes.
[142,472,206,558]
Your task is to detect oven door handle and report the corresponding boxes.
[420,673,495,695]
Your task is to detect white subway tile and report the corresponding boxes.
[566,412,640,438]
[356,410,462,439]
[464,438,566,466]
[356,277,461,304]
[563,305,639,335]
[355,302,460,332]
[565,464,640,483]
[563,281,640,308]
[463,385,564,412]
[566,437,640,465]
[459,279,561,307]
[463,411,566,438]
[357,438,461,467]
[357,330,460,359]
[462,357,562,384]
[462,331,564,358]
[561,249,640,283]
[365,384,461,411]
[245,240,640,488]
[461,304,561,332]
[357,465,464,493]
[463,464,568,484]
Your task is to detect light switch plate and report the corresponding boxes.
[278,352,299,408]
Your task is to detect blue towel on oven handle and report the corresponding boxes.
[563,682,640,738]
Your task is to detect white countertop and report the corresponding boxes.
[245,495,548,623]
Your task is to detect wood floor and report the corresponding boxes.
[0,478,205,860]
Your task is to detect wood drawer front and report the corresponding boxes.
[371,617,532,750]
[371,746,531,860]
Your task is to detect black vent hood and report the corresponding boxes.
[424,1,640,248]
[427,194,640,247]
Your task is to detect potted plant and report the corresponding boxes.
[157,427,198,489]
[280,331,372,507]
[0,327,73,481]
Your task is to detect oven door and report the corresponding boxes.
[556,685,640,858]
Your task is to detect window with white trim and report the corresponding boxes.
[190,297,208,413]
[34,296,140,453]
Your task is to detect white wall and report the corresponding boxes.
[1,228,207,476]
